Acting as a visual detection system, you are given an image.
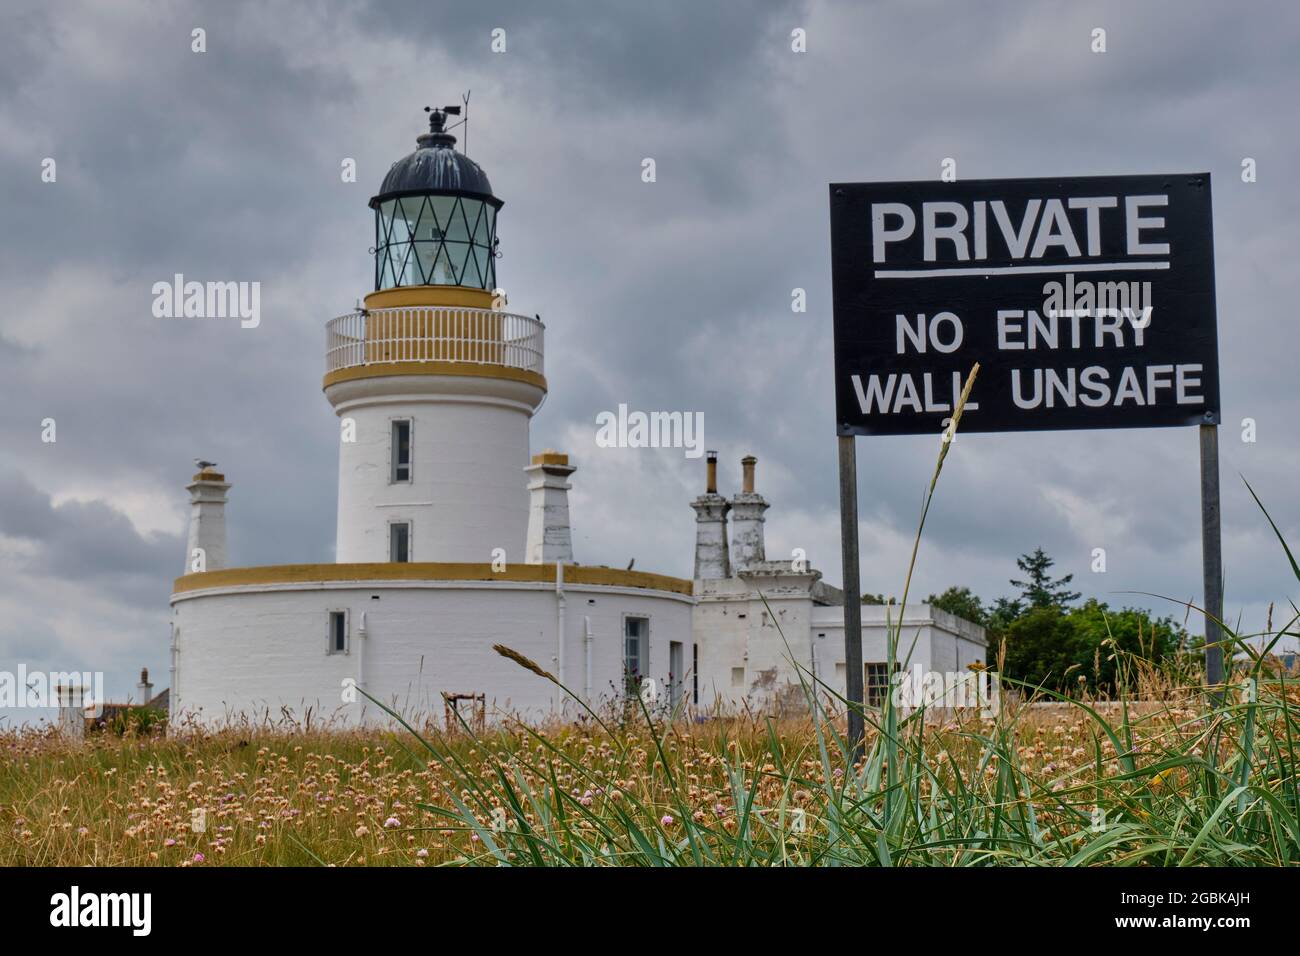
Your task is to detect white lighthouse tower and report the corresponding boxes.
[169,104,695,726]
[326,106,546,563]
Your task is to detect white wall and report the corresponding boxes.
[809,604,988,698]
[691,595,987,710]
[327,374,543,564]
[171,579,692,727]
[693,572,830,710]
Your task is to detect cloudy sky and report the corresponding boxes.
[2,0,1297,721]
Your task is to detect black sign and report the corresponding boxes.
[829,173,1219,436]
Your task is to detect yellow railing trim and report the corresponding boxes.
[363,287,496,310]
[322,361,547,391]
[173,562,693,596]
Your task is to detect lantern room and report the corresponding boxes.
[369,106,501,292]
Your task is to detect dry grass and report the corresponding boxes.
[3,680,1295,866]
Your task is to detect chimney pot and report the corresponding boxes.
[526,451,577,563]
[136,666,155,706]
[185,466,232,573]
[730,456,769,570]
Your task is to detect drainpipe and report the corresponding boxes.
[584,615,593,704]
[357,611,367,723]
[168,621,179,727]
[555,562,566,714]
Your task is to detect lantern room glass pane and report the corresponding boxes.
[390,199,418,243]
[412,242,437,284]
[465,201,487,246]
[429,244,457,285]
[375,196,497,291]
[471,245,492,289]
[379,249,399,289]
[394,241,420,286]
[429,197,456,240]
[444,241,473,286]
[423,196,454,240]
[446,199,472,243]
[376,201,397,244]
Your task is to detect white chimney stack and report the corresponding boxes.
[56,683,85,739]
[525,450,576,563]
[691,450,731,579]
[137,666,154,705]
[729,455,769,571]
[185,466,231,573]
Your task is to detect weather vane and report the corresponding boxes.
[423,91,471,154]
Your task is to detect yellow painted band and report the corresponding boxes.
[322,361,547,391]
[364,287,495,310]
[173,562,693,597]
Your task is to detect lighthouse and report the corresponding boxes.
[169,104,696,726]
[325,105,546,563]
[165,104,989,727]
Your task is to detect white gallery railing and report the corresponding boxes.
[325,307,544,376]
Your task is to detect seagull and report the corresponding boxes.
[194,458,218,471]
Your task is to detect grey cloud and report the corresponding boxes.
[0,471,181,607]
[1,0,1298,712]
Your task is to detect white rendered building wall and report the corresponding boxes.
[170,581,692,726]
[692,592,987,709]
[808,604,989,696]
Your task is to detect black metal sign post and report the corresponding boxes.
[837,434,865,753]
[829,174,1223,733]
[1200,423,1225,691]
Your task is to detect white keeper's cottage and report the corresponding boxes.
[167,109,984,726]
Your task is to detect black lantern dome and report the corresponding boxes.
[370,107,502,292]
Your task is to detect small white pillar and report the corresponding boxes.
[185,467,231,572]
[730,455,769,572]
[525,450,576,563]
[56,683,85,739]
[136,667,154,705]
[691,450,731,579]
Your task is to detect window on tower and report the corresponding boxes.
[391,420,411,483]
[390,522,411,563]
